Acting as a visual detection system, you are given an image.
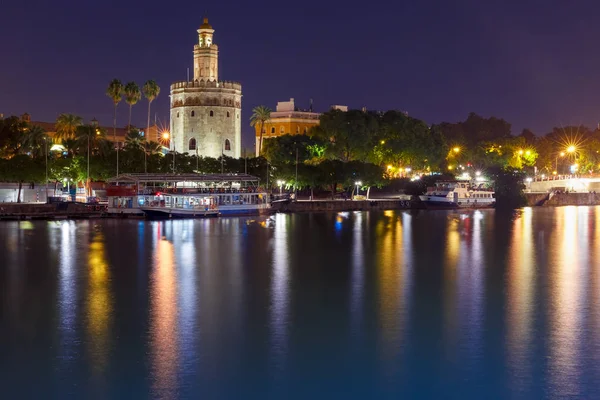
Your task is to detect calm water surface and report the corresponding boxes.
[1,208,600,399]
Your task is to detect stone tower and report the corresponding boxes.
[170,18,242,159]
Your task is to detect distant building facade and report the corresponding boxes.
[170,18,242,159]
[254,98,321,156]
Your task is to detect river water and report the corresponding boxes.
[1,208,599,399]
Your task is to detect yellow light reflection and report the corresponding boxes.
[506,207,535,384]
[548,206,582,395]
[442,215,466,356]
[150,237,179,396]
[87,231,112,374]
[376,211,410,369]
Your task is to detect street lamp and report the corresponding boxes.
[453,147,460,153]
[277,180,285,195]
[567,145,576,154]
[355,181,362,198]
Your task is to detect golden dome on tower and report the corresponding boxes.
[200,17,212,29]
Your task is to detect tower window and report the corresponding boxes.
[177,112,180,118]
[304,127,308,134]
[296,126,300,134]
[191,110,195,117]
[271,127,275,134]
[224,139,231,151]
[189,138,197,151]
[210,110,214,117]
[227,111,230,118]
[280,126,284,133]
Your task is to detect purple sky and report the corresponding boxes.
[2,0,600,146]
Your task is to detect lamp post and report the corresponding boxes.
[88,119,100,198]
[555,151,565,174]
[277,180,284,195]
[45,136,49,202]
[355,180,362,199]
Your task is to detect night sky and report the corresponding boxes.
[2,0,600,146]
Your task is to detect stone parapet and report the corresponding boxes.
[170,80,241,91]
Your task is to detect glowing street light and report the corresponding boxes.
[453,147,460,153]
[567,145,576,153]
[518,149,524,155]
[525,150,531,156]
[475,170,481,176]
[355,180,362,198]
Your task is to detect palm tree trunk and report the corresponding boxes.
[366,186,371,199]
[145,101,151,173]
[147,101,151,140]
[17,182,22,203]
[114,104,119,178]
[128,104,132,131]
[258,121,265,156]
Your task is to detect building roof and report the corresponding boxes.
[30,120,133,141]
[108,173,260,184]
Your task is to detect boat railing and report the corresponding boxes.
[142,200,217,211]
[138,187,260,195]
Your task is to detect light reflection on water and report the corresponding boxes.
[2,208,600,398]
[150,228,179,398]
[506,207,535,392]
[270,213,290,375]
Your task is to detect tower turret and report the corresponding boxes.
[193,17,219,81]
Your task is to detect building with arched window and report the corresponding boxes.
[170,18,242,158]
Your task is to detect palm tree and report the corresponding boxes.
[55,114,82,141]
[143,141,163,156]
[106,79,123,176]
[125,129,145,150]
[124,82,141,131]
[22,125,48,158]
[142,80,160,136]
[250,106,272,156]
[61,138,78,156]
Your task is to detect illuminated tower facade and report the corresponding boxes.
[170,18,242,159]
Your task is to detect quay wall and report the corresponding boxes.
[524,192,600,207]
[0,202,103,219]
[271,199,414,213]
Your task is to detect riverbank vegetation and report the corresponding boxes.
[0,108,595,202]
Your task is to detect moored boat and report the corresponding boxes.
[106,173,270,218]
[420,181,495,208]
[139,193,219,218]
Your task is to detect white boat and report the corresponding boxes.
[106,173,270,217]
[419,181,458,205]
[139,193,219,218]
[420,181,495,208]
